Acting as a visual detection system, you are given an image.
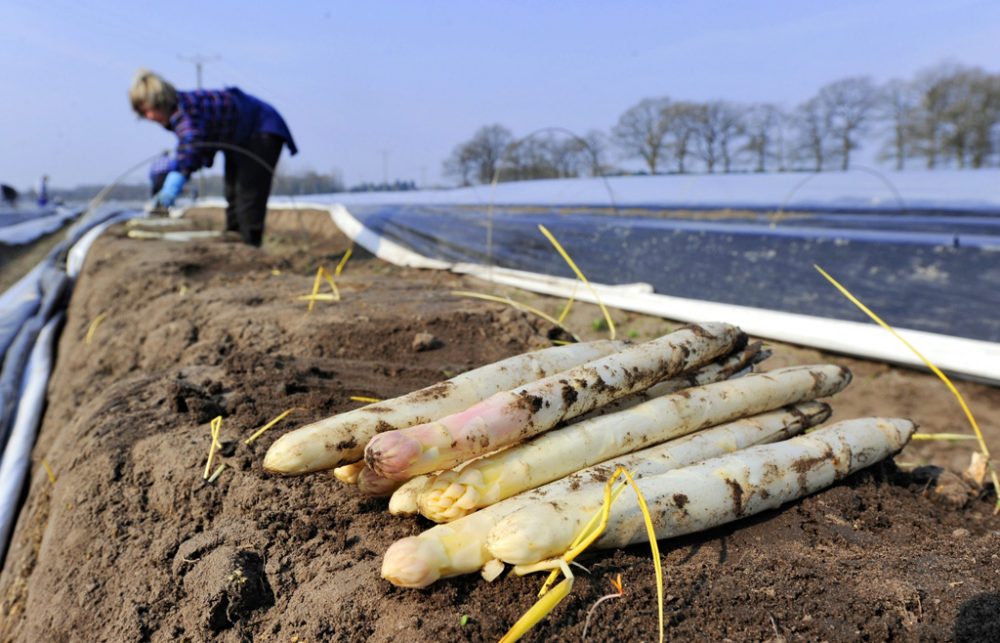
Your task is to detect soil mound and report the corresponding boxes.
[1,210,998,642]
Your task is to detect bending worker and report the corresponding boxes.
[129,69,297,246]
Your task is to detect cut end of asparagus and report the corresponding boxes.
[382,537,447,588]
[418,477,484,523]
[365,431,425,480]
[333,461,365,484]
[388,476,430,515]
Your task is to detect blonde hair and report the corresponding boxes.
[129,68,178,116]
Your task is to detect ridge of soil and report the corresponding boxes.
[1,209,998,642]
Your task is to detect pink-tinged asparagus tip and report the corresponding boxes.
[357,467,402,497]
[365,431,423,480]
[381,537,442,588]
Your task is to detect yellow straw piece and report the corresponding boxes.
[557,284,579,324]
[498,563,575,643]
[301,266,341,313]
[245,408,300,445]
[334,247,353,276]
[85,312,108,345]
[537,224,616,340]
[815,264,999,511]
[450,290,581,343]
[207,463,226,484]
[506,467,665,643]
[41,459,56,484]
[202,416,223,479]
[350,396,382,404]
[912,433,978,442]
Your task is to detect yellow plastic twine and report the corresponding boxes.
[500,467,665,643]
[245,408,300,445]
[297,266,341,312]
[41,459,57,484]
[450,290,582,343]
[350,396,382,404]
[84,312,108,345]
[334,247,353,276]
[202,416,223,479]
[815,264,999,511]
[537,224,616,340]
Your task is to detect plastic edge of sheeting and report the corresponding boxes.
[180,200,1000,384]
[184,199,452,270]
[451,263,653,294]
[461,269,1000,383]
[0,314,60,558]
[66,211,145,279]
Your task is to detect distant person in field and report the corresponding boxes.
[1,184,18,208]
[149,151,174,198]
[129,68,297,246]
[37,175,49,207]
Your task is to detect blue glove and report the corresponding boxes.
[154,171,186,207]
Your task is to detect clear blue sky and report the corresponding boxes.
[1,0,998,191]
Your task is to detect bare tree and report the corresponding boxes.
[504,136,563,181]
[792,96,831,171]
[908,62,968,169]
[938,67,1000,168]
[819,77,879,170]
[691,100,744,173]
[741,103,785,172]
[877,79,919,170]
[662,101,701,173]
[578,129,613,176]
[612,97,672,173]
[443,124,514,185]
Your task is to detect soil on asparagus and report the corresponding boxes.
[1,208,998,643]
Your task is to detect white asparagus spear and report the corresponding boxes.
[380,402,828,588]
[417,364,850,522]
[386,342,767,512]
[487,417,915,566]
[263,339,629,475]
[366,323,745,480]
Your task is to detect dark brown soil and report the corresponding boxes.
[1,208,998,642]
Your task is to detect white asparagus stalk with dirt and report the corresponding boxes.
[487,417,916,566]
[572,341,768,423]
[365,323,745,481]
[417,364,850,522]
[380,402,829,588]
[386,342,766,511]
[263,339,629,475]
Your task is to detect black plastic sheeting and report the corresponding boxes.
[346,205,1000,343]
[0,207,58,227]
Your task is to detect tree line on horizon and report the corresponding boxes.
[443,61,1000,186]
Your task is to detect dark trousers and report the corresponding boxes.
[224,133,284,247]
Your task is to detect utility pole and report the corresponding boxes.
[379,149,390,186]
[178,54,220,200]
[178,53,220,89]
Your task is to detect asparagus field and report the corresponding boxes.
[1,208,998,642]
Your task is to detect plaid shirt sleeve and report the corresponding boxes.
[168,90,239,174]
